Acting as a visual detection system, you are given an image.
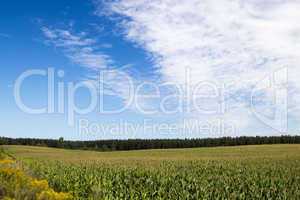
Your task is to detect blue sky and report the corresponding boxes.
[1,0,300,140]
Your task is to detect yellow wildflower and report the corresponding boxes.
[0,155,73,200]
[31,179,49,191]
[0,159,15,165]
[37,189,73,200]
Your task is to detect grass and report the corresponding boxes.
[2,144,300,199]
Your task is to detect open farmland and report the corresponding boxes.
[2,144,300,199]
[4,144,300,165]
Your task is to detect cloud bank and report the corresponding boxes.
[95,0,300,133]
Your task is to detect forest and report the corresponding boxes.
[1,135,299,151]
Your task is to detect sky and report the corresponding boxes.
[1,0,300,140]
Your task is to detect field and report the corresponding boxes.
[1,144,300,199]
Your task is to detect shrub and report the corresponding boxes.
[0,153,73,200]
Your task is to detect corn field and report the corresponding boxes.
[24,158,300,199]
[2,145,300,199]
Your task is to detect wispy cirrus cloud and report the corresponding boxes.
[42,27,114,69]
[41,26,138,106]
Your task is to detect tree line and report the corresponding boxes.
[0,135,299,151]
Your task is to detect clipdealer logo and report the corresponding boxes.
[13,67,289,134]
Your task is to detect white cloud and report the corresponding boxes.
[95,0,300,134]
[41,26,139,107]
[102,0,300,81]
[42,27,112,69]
